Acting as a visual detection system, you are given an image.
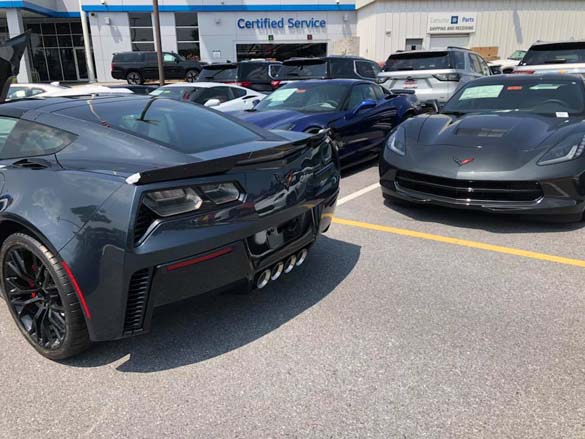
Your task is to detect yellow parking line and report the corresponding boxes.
[332,217,585,268]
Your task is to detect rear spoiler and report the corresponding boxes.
[126,130,330,185]
[0,31,31,102]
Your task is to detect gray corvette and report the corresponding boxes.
[380,74,585,221]
[0,34,339,359]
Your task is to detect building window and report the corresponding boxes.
[129,13,154,51]
[175,13,200,60]
[25,20,91,82]
[0,19,8,43]
[405,38,423,51]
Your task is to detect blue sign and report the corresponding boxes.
[237,17,327,30]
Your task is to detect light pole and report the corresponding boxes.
[152,0,165,85]
[78,0,96,82]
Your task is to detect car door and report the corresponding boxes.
[163,53,183,79]
[142,52,158,80]
[330,83,396,163]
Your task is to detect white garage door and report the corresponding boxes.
[429,34,470,50]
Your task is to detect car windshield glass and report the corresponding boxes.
[520,43,585,65]
[509,50,526,61]
[58,98,261,153]
[150,86,195,100]
[198,66,237,81]
[255,83,347,113]
[442,79,585,116]
[276,61,327,79]
[384,51,451,71]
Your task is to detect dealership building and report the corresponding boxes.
[0,0,584,83]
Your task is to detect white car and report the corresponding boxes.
[7,83,134,100]
[7,82,68,100]
[488,50,526,74]
[150,82,264,111]
[514,41,585,76]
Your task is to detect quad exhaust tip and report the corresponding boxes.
[296,248,308,266]
[256,248,309,289]
[284,255,297,274]
[256,269,271,289]
[271,262,284,281]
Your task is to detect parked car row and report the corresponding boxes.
[2,31,585,361]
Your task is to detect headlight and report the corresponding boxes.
[321,140,333,165]
[538,133,585,166]
[144,187,203,217]
[386,128,406,156]
[143,183,242,217]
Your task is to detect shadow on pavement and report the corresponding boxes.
[63,235,360,373]
[384,199,584,234]
[341,159,377,178]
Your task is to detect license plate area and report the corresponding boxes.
[247,212,312,256]
[403,79,418,89]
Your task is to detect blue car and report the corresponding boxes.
[230,79,420,168]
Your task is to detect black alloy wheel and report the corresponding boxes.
[126,71,144,85]
[185,69,199,82]
[0,233,90,359]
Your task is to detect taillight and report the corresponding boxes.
[512,69,535,74]
[433,73,460,81]
[111,63,115,72]
[271,80,282,89]
[237,81,253,88]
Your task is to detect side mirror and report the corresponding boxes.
[347,99,377,119]
[204,98,221,107]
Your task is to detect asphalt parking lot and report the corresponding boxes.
[2,163,585,438]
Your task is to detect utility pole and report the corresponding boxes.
[152,0,165,86]
[79,0,96,82]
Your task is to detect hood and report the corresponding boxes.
[0,32,30,102]
[232,109,337,130]
[405,112,584,174]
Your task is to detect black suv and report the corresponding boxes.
[111,51,202,84]
[197,60,282,93]
[275,56,381,82]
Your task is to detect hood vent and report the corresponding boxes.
[456,127,511,138]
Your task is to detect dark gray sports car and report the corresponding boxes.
[0,34,339,359]
[380,74,585,221]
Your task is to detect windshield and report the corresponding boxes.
[255,83,348,113]
[520,43,585,65]
[509,50,526,61]
[58,98,261,153]
[384,51,451,71]
[442,79,585,116]
[198,66,237,81]
[276,61,327,79]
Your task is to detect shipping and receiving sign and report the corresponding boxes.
[427,13,477,34]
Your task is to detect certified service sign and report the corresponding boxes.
[427,13,477,34]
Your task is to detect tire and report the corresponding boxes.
[0,233,90,360]
[126,71,144,85]
[185,69,199,82]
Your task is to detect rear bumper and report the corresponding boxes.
[379,79,456,103]
[379,160,585,221]
[69,184,338,342]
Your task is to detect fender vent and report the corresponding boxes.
[134,204,156,245]
[124,268,152,334]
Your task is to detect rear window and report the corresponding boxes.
[384,51,451,71]
[276,60,328,79]
[520,42,585,66]
[198,65,237,81]
[239,63,270,81]
[57,98,261,153]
